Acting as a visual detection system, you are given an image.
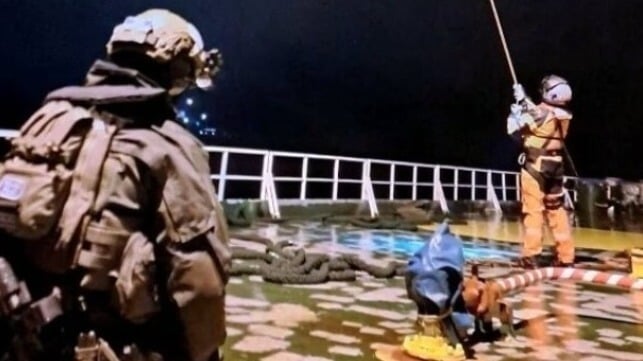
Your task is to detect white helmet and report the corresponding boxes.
[106,9,222,96]
[540,74,572,105]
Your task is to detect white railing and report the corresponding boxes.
[203,145,579,218]
[0,129,578,219]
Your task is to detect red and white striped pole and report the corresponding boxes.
[495,267,643,293]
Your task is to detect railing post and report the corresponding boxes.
[261,152,281,219]
[574,178,578,202]
[562,176,576,210]
[389,164,395,201]
[218,151,229,200]
[501,172,507,202]
[563,188,575,211]
[260,153,269,200]
[432,166,449,214]
[486,171,502,213]
[300,156,308,201]
[332,159,339,201]
[361,161,366,201]
[564,176,578,203]
[412,166,418,201]
[432,166,439,202]
[471,170,476,201]
[361,160,379,218]
[453,169,459,201]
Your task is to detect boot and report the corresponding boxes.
[519,256,540,269]
[552,259,574,268]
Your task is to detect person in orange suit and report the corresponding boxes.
[506,75,575,268]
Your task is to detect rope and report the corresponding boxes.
[487,1,584,186]
[494,267,643,293]
[488,0,518,84]
[230,233,407,284]
[487,1,582,180]
[230,232,633,287]
[562,145,580,178]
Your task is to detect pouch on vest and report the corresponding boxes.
[0,101,92,240]
[112,123,227,361]
[113,231,160,324]
[0,159,72,240]
[165,232,226,361]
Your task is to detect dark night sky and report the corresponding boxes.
[1,0,642,179]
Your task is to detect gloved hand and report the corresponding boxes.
[506,115,520,135]
[513,83,526,103]
[510,103,522,117]
[506,105,522,135]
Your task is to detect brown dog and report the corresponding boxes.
[462,266,516,340]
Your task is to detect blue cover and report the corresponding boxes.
[406,222,473,334]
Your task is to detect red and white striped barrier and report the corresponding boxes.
[495,267,643,292]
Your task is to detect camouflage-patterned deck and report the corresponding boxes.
[222,220,643,361]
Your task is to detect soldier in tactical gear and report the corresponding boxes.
[0,9,229,361]
[506,75,575,269]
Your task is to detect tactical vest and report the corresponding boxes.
[0,83,230,361]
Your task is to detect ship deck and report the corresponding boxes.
[223,217,643,361]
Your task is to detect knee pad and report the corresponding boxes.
[544,194,563,210]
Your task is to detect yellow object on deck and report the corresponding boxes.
[402,334,465,361]
[632,248,643,279]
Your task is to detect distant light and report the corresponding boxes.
[182,118,189,124]
[196,121,200,127]
[186,98,194,106]
[200,113,208,120]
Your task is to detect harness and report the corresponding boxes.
[518,111,567,193]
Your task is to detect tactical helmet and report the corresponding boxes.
[540,74,572,105]
[106,9,222,96]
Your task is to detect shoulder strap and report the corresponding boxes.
[46,85,167,105]
[41,107,94,146]
[15,101,91,148]
[152,121,230,243]
[8,102,98,172]
[551,107,572,120]
[151,121,206,172]
[540,114,560,148]
[57,119,119,252]
[19,101,73,138]
[528,109,566,146]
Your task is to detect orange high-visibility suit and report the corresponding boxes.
[508,95,575,267]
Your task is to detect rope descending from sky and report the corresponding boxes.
[488,0,518,84]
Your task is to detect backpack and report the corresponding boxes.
[0,84,230,360]
[0,99,116,248]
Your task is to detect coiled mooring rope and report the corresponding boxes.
[230,234,406,284]
[230,232,639,291]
